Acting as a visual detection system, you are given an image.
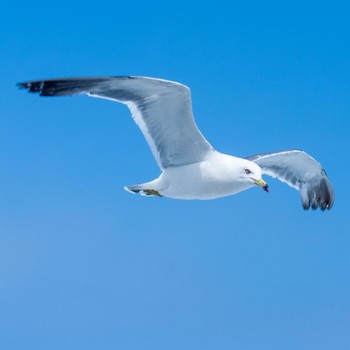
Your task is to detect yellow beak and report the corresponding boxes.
[254,178,269,192]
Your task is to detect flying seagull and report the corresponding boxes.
[17,76,334,210]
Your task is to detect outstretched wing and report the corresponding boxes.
[246,150,334,210]
[18,76,214,169]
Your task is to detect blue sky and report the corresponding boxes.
[1,1,350,349]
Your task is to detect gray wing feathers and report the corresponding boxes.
[246,150,334,210]
[18,76,213,169]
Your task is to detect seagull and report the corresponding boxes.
[17,76,334,210]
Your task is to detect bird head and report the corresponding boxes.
[239,160,269,192]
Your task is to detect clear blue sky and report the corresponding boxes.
[1,1,349,349]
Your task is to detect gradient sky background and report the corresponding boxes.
[1,1,350,349]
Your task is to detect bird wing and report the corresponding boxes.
[246,150,334,210]
[18,76,214,169]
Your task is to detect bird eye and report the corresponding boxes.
[245,169,251,174]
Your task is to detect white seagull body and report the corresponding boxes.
[18,76,334,210]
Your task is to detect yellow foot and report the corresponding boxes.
[142,189,163,197]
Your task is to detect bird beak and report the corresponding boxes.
[254,178,269,192]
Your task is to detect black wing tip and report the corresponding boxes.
[17,82,28,89]
[302,202,333,211]
[17,77,122,97]
[303,202,333,211]
[16,76,163,96]
[16,78,94,96]
[300,174,334,211]
[17,81,45,94]
[301,194,334,211]
[302,201,311,210]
